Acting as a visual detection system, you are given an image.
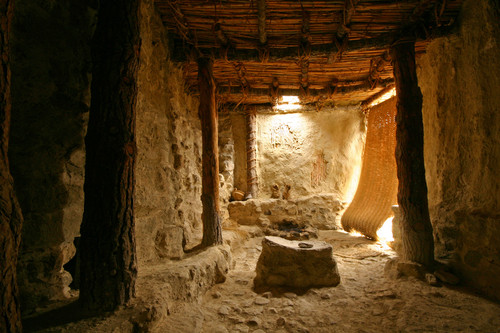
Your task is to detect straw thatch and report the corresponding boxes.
[156,0,462,105]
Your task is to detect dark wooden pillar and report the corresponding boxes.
[246,110,258,198]
[198,57,223,247]
[391,40,434,266]
[0,1,23,331]
[79,0,140,311]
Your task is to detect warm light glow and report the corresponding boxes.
[348,230,365,238]
[377,216,394,243]
[281,95,300,104]
[275,95,302,111]
[369,87,396,107]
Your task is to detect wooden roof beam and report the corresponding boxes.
[166,0,193,43]
[336,0,360,39]
[215,78,394,102]
[299,11,311,90]
[257,0,267,46]
[171,25,453,62]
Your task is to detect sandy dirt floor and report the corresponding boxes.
[25,230,500,332]
[198,231,500,333]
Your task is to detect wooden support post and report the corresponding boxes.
[257,0,267,45]
[246,110,258,198]
[79,0,140,311]
[0,1,23,331]
[198,57,223,247]
[391,40,434,266]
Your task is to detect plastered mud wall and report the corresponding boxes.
[256,108,366,201]
[9,0,94,312]
[417,0,500,300]
[135,0,202,263]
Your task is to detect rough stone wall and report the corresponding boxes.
[135,0,202,263]
[256,108,366,201]
[417,0,500,300]
[9,0,94,312]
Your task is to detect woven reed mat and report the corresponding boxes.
[341,97,398,239]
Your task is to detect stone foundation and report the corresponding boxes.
[228,194,344,231]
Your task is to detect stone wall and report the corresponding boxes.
[417,0,500,300]
[9,0,95,312]
[135,0,202,263]
[256,108,366,201]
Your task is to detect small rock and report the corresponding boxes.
[247,317,262,327]
[236,279,249,285]
[218,305,230,316]
[234,324,250,333]
[255,297,270,305]
[262,291,273,298]
[434,269,460,285]
[277,317,286,326]
[425,273,439,286]
[268,307,278,314]
[320,293,330,300]
[284,292,297,299]
[283,299,293,306]
[228,316,245,324]
[298,242,313,248]
[212,291,222,298]
[234,290,245,296]
[242,299,254,307]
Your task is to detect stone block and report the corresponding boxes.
[254,236,340,291]
[154,226,184,259]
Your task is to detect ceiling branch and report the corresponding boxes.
[257,0,267,45]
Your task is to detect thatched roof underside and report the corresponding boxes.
[156,0,462,106]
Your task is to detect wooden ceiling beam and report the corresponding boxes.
[171,25,453,62]
[215,78,394,102]
[257,0,267,46]
[336,0,360,39]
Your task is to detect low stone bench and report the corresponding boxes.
[254,236,340,292]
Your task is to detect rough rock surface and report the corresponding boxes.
[228,195,344,230]
[254,236,340,291]
[256,108,366,199]
[9,0,94,312]
[417,0,500,300]
[135,0,202,263]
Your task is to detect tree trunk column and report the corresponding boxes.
[79,0,140,311]
[198,57,222,247]
[0,1,24,331]
[391,40,434,266]
[246,110,258,198]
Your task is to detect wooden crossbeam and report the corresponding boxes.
[336,0,360,38]
[257,0,267,45]
[215,78,394,101]
[171,25,453,62]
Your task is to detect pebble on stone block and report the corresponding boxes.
[254,236,340,292]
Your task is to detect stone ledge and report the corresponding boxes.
[228,194,345,230]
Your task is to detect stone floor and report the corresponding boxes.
[25,230,500,332]
[198,231,500,333]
